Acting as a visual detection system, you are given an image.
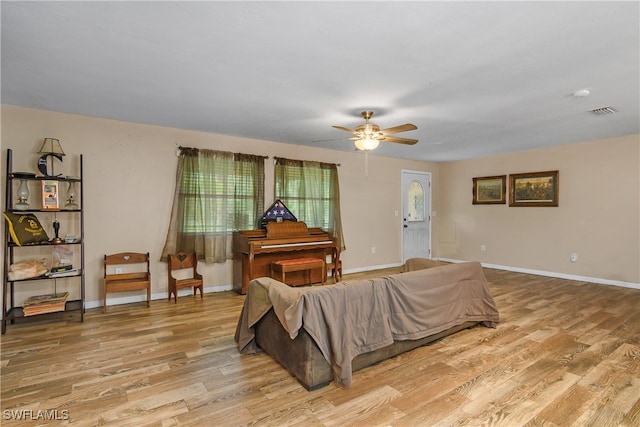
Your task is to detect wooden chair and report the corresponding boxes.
[103,252,151,313]
[167,252,204,303]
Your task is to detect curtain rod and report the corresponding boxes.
[273,157,341,167]
[176,146,269,159]
[175,146,341,167]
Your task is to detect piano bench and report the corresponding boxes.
[271,258,326,286]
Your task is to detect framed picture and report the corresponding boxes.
[472,175,506,205]
[509,170,559,207]
[41,180,59,210]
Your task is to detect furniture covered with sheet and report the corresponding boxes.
[235,261,499,389]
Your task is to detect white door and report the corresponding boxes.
[402,170,431,263]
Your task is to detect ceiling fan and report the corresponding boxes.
[332,111,418,151]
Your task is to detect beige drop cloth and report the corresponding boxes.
[235,262,499,387]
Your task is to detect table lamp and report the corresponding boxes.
[37,138,65,177]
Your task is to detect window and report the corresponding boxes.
[407,181,425,222]
[274,157,345,250]
[162,148,265,263]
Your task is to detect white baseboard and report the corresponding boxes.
[342,262,404,275]
[88,259,638,309]
[88,265,404,309]
[438,257,640,290]
[85,284,234,310]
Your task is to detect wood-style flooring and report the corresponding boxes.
[1,267,639,426]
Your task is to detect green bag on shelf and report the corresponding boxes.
[3,212,50,246]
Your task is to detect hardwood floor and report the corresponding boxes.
[1,267,639,426]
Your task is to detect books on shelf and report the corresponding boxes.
[45,268,81,278]
[23,304,68,316]
[23,292,69,306]
[50,264,73,273]
[23,292,69,316]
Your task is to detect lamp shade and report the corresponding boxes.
[38,138,65,156]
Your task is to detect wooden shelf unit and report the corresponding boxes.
[2,148,85,334]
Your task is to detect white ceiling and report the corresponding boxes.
[2,1,639,162]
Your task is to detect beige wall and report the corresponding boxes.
[437,134,640,285]
[2,106,638,311]
[1,106,438,307]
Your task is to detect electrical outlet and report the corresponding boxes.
[480,244,486,252]
[570,253,578,263]
[115,268,123,274]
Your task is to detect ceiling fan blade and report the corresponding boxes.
[379,123,417,135]
[380,135,419,145]
[332,125,356,134]
[312,137,351,143]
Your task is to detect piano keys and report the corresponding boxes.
[232,221,341,294]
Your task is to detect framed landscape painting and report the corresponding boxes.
[509,170,559,207]
[472,175,506,205]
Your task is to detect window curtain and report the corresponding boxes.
[162,148,265,263]
[233,153,266,230]
[274,157,345,251]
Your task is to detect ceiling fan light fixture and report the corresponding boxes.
[332,110,417,150]
[355,137,379,151]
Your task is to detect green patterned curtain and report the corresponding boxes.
[162,148,265,263]
[274,157,345,251]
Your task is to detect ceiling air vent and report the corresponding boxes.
[590,106,617,116]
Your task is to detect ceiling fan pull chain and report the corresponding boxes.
[365,151,369,177]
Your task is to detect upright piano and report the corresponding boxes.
[232,221,340,294]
